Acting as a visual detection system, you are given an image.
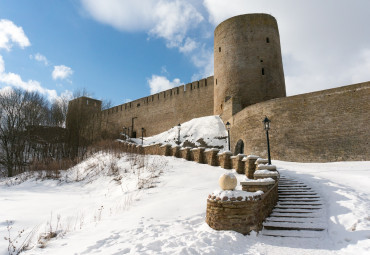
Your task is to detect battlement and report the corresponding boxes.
[102,76,213,117]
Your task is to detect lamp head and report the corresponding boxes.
[263,116,271,131]
[225,121,231,130]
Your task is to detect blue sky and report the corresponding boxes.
[1,0,370,106]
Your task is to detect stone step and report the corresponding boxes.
[278,193,318,196]
[266,217,320,224]
[279,190,314,193]
[277,202,322,206]
[279,187,311,190]
[263,222,325,231]
[272,209,319,214]
[275,205,322,210]
[278,197,321,201]
[261,229,324,238]
[269,213,318,218]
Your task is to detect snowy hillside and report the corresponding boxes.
[128,115,228,150]
[1,152,369,254]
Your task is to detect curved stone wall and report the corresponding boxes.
[214,14,286,118]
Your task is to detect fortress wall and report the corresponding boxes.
[100,76,214,137]
[230,81,370,162]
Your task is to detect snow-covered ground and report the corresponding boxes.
[128,115,228,150]
[1,152,369,255]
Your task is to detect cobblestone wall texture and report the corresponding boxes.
[229,81,370,162]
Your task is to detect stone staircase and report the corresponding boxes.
[261,175,326,238]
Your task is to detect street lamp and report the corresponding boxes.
[226,121,231,151]
[177,123,181,145]
[263,116,271,165]
[141,127,144,145]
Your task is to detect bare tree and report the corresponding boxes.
[0,89,29,177]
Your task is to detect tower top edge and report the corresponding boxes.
[215,13,278,33]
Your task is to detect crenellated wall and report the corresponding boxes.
[100,76,214,137]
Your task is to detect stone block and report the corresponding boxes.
[191,147,205,163]
[180,147,191,161]
[231,154,246,174]
[243,155,259,179]
[204,149,220,166]
[218,151,232,169]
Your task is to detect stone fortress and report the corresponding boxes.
[67,13,370,162]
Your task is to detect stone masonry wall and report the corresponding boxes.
[229,81,370,162]
[99,76,214,138]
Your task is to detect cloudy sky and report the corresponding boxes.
[0,0,369,105]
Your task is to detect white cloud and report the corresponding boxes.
[203,0,370,95]
[0,19,30,51]
[190,46,213,81]
[81,0,203,50]
[30,53,49,66]
[52,65,73,80]
[147,75,181,94]
[0,55,58,100]
[179,38,198,53]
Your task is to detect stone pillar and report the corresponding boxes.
[231,154,246,174]
[240,179,275,193]
[160,144,172,156]
[204,149,220,166]
[218,151,232,169]
[243,155,259,179]
[137,145,144,155]
[172,146,181,158]
[191,147,205,164]
[180,147,191,161]
[254,170,279,181]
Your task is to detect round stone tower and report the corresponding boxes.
[214,14,286,117]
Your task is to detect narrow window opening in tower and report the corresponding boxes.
[266,37,270,43]
[205,79,207,86]
[220,104,223,110]
[197,82,199,88]
[260,60,263,62]
[262,68,265,75]
[216,79,218,85]
[219,47,221,52]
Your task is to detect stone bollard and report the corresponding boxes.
[160,144,172,156]
[255,158,269,165]
[254,170,279,181]
[180,147,191,161]
[243,155,259,179]
[231,154,246,174]
[256,164,277,171]
[218,151,233,169]
[191,147,205,164]
[171,145,181,158]
[204,148,220,166]
[240,178,275,193]
[137,145,144,154]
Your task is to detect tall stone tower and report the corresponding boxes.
[214,14,286,119]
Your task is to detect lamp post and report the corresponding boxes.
[177,123,181,145]
[226,121,231,151]
[263,116,271,165]
[141,127,144,145]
